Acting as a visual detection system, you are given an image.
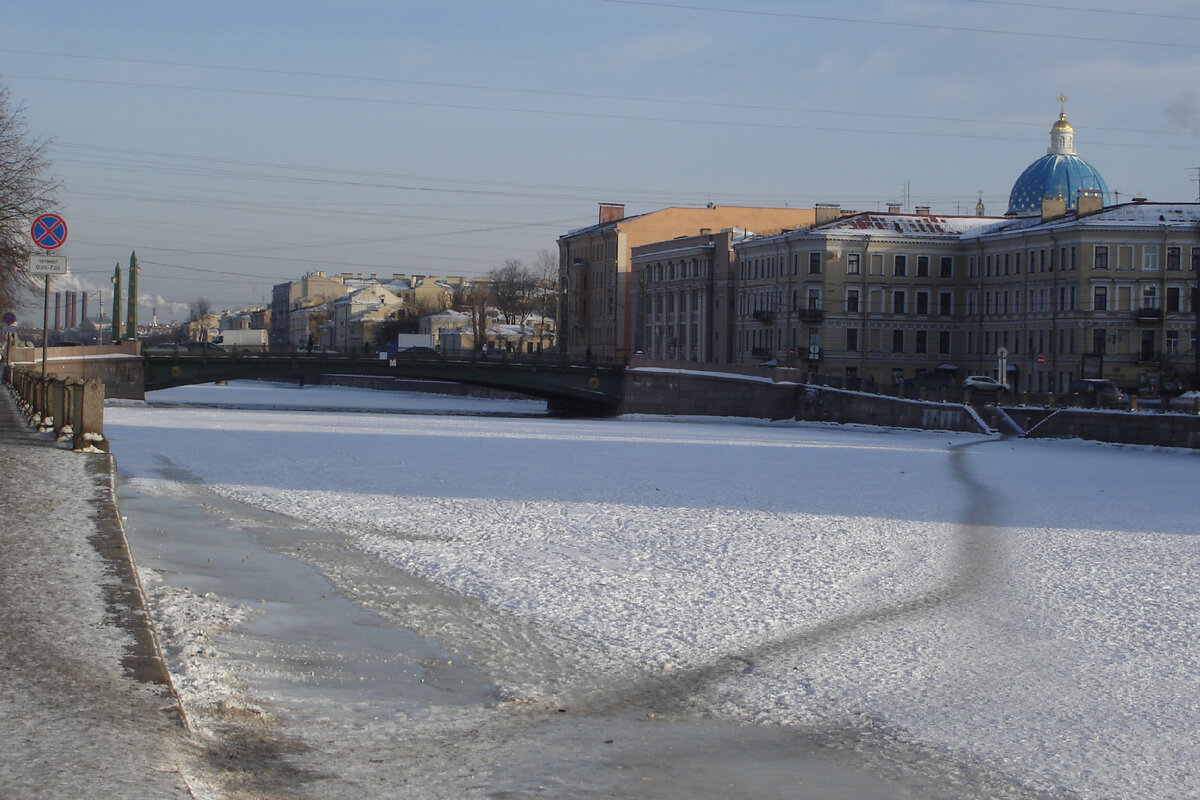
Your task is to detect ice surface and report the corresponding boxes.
[104,382,1200,799]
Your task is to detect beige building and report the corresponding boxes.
[558,204,818,361]
[734,209,999,380]
[732,199,1200,394]
[331,285,404,351]
[632,228,752,365]
[271,271,351,347]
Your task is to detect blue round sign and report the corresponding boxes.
[31,214,68,250]
[2,312,15,326]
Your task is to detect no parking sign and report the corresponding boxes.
[31,214,68,250]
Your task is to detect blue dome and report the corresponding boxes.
[1007,153,1111,215]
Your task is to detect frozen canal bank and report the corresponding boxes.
[106,382,1200,799]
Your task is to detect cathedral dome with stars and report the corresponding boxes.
[1006,101,1110,216]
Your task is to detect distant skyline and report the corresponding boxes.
[4,0,1200,323]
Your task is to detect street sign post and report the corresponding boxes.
[30,214,68,378]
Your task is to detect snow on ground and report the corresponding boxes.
[106,382,1200,799]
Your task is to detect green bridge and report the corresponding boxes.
[142,351,626,416]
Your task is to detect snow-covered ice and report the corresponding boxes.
[105,381,1200,799]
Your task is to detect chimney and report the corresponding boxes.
[815,203,841,225]
[1041,195,1067,221]
[80,292,88,325]
[598,202,625,224]
[887,202,902,214]
[54,292,61,330]
[1077,189,1104,216]
[915,205,931,216]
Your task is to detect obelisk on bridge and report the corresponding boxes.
[110,263,122,344]
[125,251,139,342]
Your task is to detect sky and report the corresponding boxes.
[4,0,1200,324]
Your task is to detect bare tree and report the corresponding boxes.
[466,280,493,353]
[487,258,538,325]
[188,297,212,321]
[0,81,59,309]
[533,248,559,324]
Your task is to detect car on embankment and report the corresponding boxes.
[962,375,1008,394]
[1060,379,1128,409]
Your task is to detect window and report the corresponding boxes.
[1192,247,1200,272]
[846,289,859,313]
[1167,330,1180,355]
[939,256,953,278]
[846,327,859,352]
[915,330,928,353]
[1143,247,1159,271]
[917,256,930,277]
[939,292,952,316]
[1094,286,1108,311]
[1141,329,1156,361]
[1143,285,1159,309]
[892,329,905,353]
[807,288,821,310]
[1014,252,1021,274]
[939,330,951,354]
[893,254,907,276]
[808,252,822,274]
[1092,328,1106,355]
[1168,286,1182,313]
[916,291,929,315]
[1168,246,1182,270]
[892,290,906,314]
[846,253,861,275]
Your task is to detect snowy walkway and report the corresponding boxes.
[0,389,195,800]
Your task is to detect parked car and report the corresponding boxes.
[1170,390,1200,411]
[144,342,186,354]
[1061,378,1128,409]
[185,341,227,354]
[962,375,1008,393]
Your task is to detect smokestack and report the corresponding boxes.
[54,292,61,330]
[80,292,88,326]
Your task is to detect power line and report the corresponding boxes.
[3,51,1193,140]
[957,0,1200,22]
[596,0,1200,49]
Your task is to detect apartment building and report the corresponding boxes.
[558,203,818,361]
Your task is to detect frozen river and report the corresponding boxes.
[105,381,1200,799]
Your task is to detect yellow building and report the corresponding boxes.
[558,204,818,361]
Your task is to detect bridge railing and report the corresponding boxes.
[3,363,108,452]
[148,346,623,369]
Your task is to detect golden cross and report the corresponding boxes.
[1058,93,1068,115]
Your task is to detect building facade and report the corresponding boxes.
[618,107,1200,396]
[632,228,752,365]
[558,204,818,361]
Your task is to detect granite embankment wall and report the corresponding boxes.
[6,343,144,400]
[620,367,988,433]
[620,367,1200,448]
